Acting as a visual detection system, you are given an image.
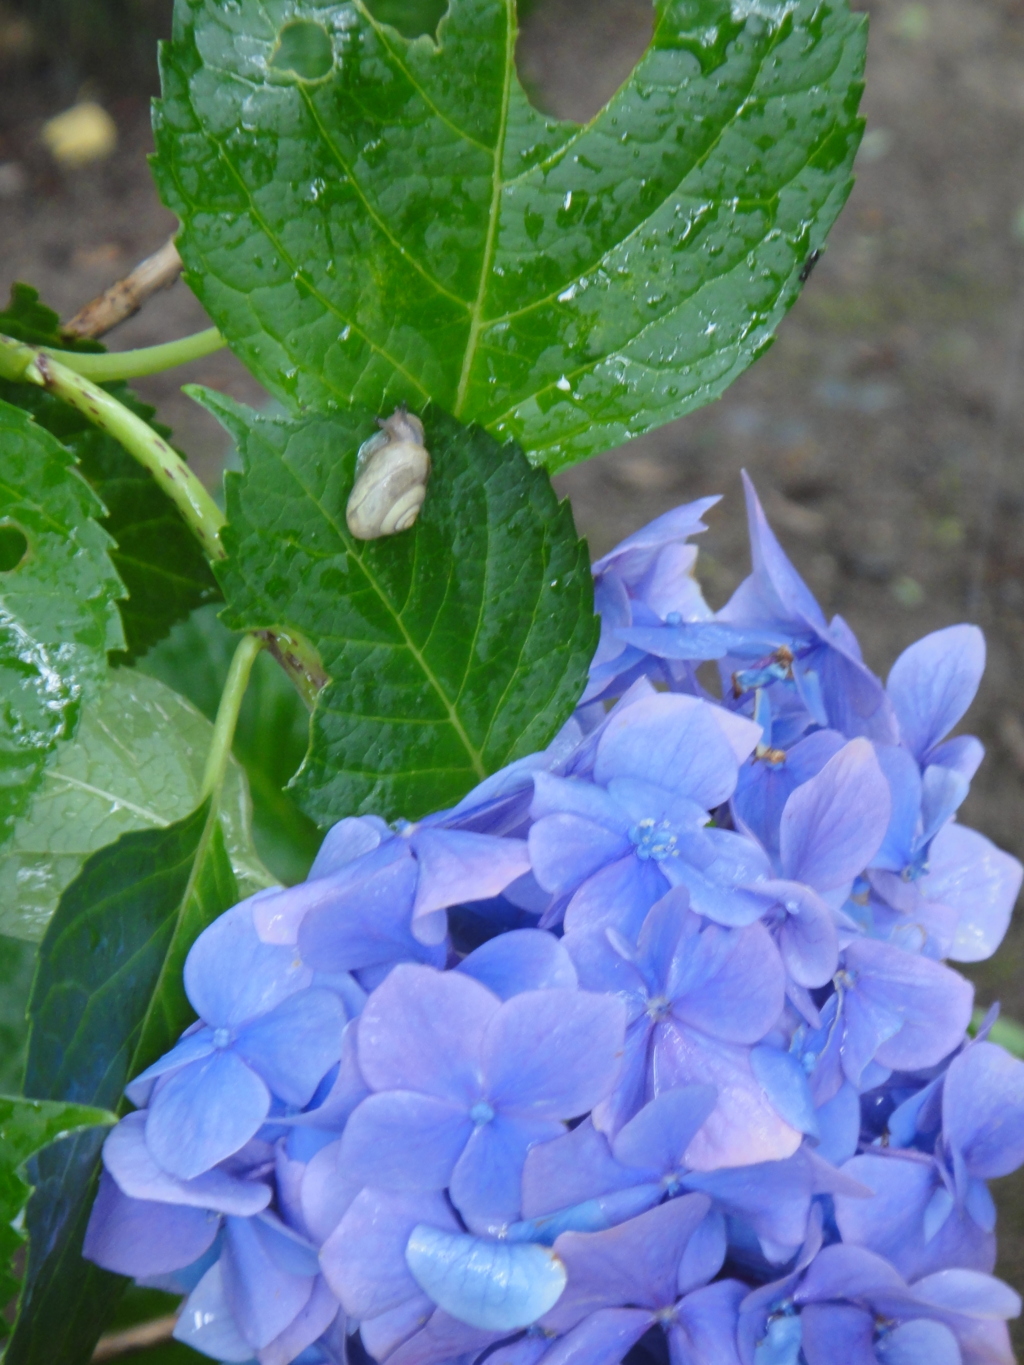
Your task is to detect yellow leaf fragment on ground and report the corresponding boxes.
[41,101,117,168]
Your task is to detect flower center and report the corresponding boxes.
[646,994,672,1021]
[629,818,677,862]
[212,1027,231,1049]
[470,1101,495,1126]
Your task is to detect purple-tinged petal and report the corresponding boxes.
[876,1319,961,1365]
[522,1121,639,1218]
[288,1018,368,1133]
[175,1259,254,1362]
[405,1225,567,1330]
[236,987,345,1108]
[668,828,773,929]
[871,744,923,874]
[84,1170,219,1276]
[483,989,626,1119]
[385,1310,506,1365]
[340,1091,473,1191]
[185,902,311,1030]
[321,1188,458,1319]
[929,734,985,785]
[611,1086,718,1175]
[842,938,973,1074]
[723,472,829,632]
[221,1214,316,1350]
[562,927,648,1018]
[458,930,577,1000]
[919,824,1023,964]
[887,625,985,761]
[450,1113,563,1232]
[296,842,427,974]
[667,919,785,1046]
[530,773,631,828]
[797,1244,908,1306]
[146,1049,271,1181]
[360,1296,435,1361]
[733,730,847,858]
[759,881,838,988]
[815,1082,861,1166]
[540,1308,652,1365]
[529,815,629,898]
[310,816,390,880]
[591,1018,656,1138]
[103,1112,270,1215]
[944,1041,1024,1179]
[748,1046,819,1139]
[594,694,743,808]
[124,1027,216,1108]
[799,1303,876,1365]
[544,1195,712,1330]
[652,1023,801,1170]
[911,1268,1020,1320]
[299,1138,363,1245]
[358,963,499,1102]
[411,830,530,922]
[670,1279,746,1365]
[562,856,668,940]
[684,1154,815,1264]
[591,498,719,579]
[258,1276,340,1365]
[780,740,889,890]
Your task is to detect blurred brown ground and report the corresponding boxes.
[4,0,1024,1331]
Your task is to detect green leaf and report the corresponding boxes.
[198,391,596,824]
[6,801,240,1365]
[141,604,321,884]
[0,1094,115,1342]
[0,374,221,662]
[0,399,125,849]
[364,0,449,38]
[0,934,36,1092]
[0,283,101,352]
[0,667,273,942]
[153,0,865,472]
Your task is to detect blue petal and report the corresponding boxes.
[235,987,345,1108]
[84,1171,220,1277]
[185,903,312,1030]
[749,1046,820,1139]
[875,1319,961,1365]
[505,1184,662,1245]
[175,1259,256,1362]
[145,1049,270,1181]
[404,1224,567,1330]
[309,816,390,879]
[886,624,985,761]
[457,928,577,1000]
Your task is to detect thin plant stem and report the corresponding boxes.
[202,632,264,802]
[43,326,225,382]
[0,331,226,559]
[64,236,183,339]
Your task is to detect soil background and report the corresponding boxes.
[4,0,1024,1340]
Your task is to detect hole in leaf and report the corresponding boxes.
[364,0,448,39]
[0,524,29,571]
[270,20,334,82]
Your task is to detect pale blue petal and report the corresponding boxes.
[185,903,312,1031]
[339,1091,472,1191]
[886,624,985,761]
[749,1311,803,1365]
[594,694,741,809]
[671,1280,746,1365]
[321,1188,457,1320]
[449,1113,563,1232]
[103,1112,270,1214]
[175,1260,255,1362]
[357,963,499,1101]
[411,829,530,928]
[299,1138,364,1245]
[309,816,390,880]
[146,1049,271,1181]
[522,1120,639,1219]
[528,814,629,897]
[538,1308,652,1365]
[235,987,345,1107]
[530,773,631,828]
[591,498,719,577]
[876,1319,961,1365]
[911,1268,1020,1319]
[508,1185,663,1245]
[562,855,668,940]
[667,918,785,1046]
[943,1040,1024,1179]
[871,744,923,873]
[920,823,1022,964]
[258,1276,340,1365]
[125,1027,216,1107]
[405,1225,567,1330]
[458,929,577,1000]
[799,1303,876,1365]
[84,1171,220,1277]
[221,1215,316,1350]
[483,988,626,1118]
[779,740,890,890]
[749,1047,819,1138]
[611,1086,718,1175]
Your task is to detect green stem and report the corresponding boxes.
[202,633,263,802]
[43,327,225,381]
[0,333,226,559]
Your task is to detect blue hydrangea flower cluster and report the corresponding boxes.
[85,475,1024,1365]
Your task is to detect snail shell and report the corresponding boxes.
[346,407,431,540]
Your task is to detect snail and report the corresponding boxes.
[345,406,431,540]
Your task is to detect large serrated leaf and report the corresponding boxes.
[0,1094,116,1344]
[198,391,596,824]
[0,667,273,943]
[6,802,240,1365]
[0,283,221,663]
[0,399,125,848]
[153,0,865,471]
